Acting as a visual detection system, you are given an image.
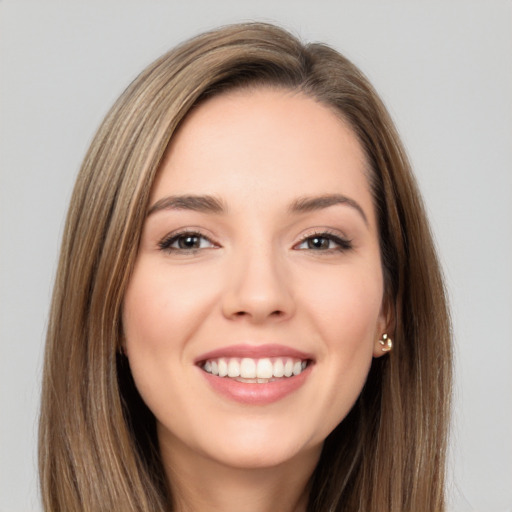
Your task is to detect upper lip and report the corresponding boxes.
[194,343,314,364]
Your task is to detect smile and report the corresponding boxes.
[201,357,309,382]
[196,345,314,405]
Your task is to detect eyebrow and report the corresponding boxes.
[147,193,368,225]
[289,194,368,226]
[147,194,226,215]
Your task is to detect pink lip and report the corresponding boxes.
[195,344,314,405]
[194,343,313,364]
[199,365,313,405]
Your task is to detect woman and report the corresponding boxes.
[39,22,451,511]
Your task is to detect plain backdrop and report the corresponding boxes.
[1,1,511,511]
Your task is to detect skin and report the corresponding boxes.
[123,87,389,512]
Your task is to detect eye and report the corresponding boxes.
[295,232,352,252]
[158,231,217,253]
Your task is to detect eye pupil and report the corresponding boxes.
[309,237,329,249]
[179,235,200,249]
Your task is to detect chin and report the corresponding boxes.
[190,416,324,471]
[206,438,321,471]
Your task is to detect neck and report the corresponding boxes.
[159,435,321,512]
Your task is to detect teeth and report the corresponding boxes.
[202,357,309,380]
[227,359,240,378]
[256,358,273,379]
[273,358,284,377]
[218,358,228,377]
[240,358,256,378]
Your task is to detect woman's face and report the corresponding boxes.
[123,88,388,472]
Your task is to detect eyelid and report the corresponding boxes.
[293,229,353,251]
[156,227,352,253]
[157,228,220,253]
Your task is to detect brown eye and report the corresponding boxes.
[177,235,202,249]
[307,237,331,250]
[158,232,216,252]
[295,233,352,252]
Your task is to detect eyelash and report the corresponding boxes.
[158,230,217,253]
[157,229,352,254]
[295,231,353,253]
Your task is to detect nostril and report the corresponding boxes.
[231,309,284,319]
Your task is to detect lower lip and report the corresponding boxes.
[199,365,312,405]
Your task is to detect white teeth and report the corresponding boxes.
[240,358,256,378]
[227,359,240,378]
[202,357,309,380]
[256,358,273,379]
[218,358,228,377]
[273,358,284,377]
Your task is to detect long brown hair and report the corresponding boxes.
[39,22,451,511]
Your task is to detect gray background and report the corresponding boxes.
[1,1,511,511]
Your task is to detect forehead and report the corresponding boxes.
[152,87,373,218]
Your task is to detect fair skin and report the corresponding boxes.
[123,87,389,512]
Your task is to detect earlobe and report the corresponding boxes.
[373,295,395,358]
[373,333,393,357]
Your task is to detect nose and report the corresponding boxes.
[221,245,295,324]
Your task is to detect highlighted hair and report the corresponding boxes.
[39,22,451,511]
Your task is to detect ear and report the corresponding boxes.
[373,294,395,358]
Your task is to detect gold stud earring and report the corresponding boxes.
[379,333,393,353]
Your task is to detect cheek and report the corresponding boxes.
[297,264,383,411]
[123,260,217,354]
[301,262,384,341]
[121,259,226,412]
[122,262,198,417]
